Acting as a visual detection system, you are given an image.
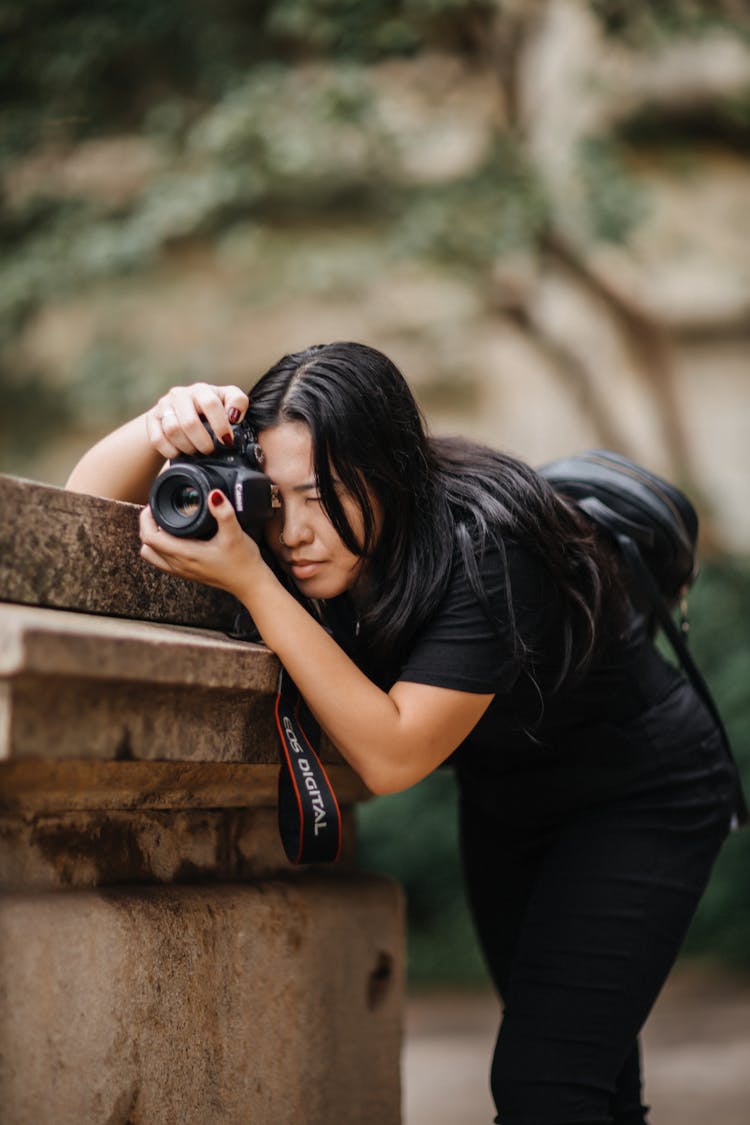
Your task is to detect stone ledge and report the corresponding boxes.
[0,474,239,628]
[0,603,347,767]
[0,760,369,813]
[0,758,369,887]
[0,805,360,889]
[0,602,277,690]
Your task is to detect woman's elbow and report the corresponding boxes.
[359,759,428,797]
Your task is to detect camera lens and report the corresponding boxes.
[149,465,217,539]
[173,484,202,518]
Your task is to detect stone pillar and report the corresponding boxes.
[0,475,404,1125]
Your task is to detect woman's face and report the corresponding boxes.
[258,421,381,600]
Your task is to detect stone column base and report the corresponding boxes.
[0,876,404,1125]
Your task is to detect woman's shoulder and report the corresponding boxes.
[451,531,555,602]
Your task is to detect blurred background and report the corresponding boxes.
[2,1,750,1120]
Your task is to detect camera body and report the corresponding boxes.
[149,417,280,540]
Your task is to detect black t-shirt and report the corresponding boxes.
[401,541,688,829]
[330,538,683,784]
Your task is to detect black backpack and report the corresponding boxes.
[539,449,747,829]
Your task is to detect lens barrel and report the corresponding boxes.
[149,464,218,539]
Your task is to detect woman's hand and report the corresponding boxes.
[66,382,251,504]
[145,383,250,460]
[139,489,268,598]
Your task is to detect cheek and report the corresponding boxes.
[316,514,358,565]
[338,496,371,551]
[328,535,366,580]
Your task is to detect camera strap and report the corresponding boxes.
[274,666,343,864]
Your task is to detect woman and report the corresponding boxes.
[67,341,735,1125]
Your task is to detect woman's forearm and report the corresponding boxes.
[236,568,404,790]
[233,566,492,795]
[66,414,165,503]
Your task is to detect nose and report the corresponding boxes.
[279,503,314,549]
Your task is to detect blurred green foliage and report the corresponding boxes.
[393,141,549,266]
[358,559,750,983]
[591,0,750,43]
[678,561,750,963]
[0,0,494,167]
[577,137,650,243]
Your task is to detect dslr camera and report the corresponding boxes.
[149,416,280,540]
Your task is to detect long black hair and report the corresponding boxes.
[247,341,626,693]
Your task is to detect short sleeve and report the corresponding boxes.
[396,540,528,695]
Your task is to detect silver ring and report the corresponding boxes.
[160,409,177,423]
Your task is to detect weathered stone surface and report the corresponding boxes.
[0,603,349,767]
[0,468,404,1125]
[0,877,404,1125]
[0,602,274,690]
[0,601,369,881]
[0,451,404,1125]
[0,759,367,814]
[586,155,750,333]
[0,474,238,629]
[0,806,359,890]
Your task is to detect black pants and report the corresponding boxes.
[458,681,736,1125]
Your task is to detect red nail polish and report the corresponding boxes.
[221,432,234,446]
[210,490,225,506]
[228,408,241,424]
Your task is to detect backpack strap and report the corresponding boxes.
[577,495,656,550]
[275,666,343,864]
[616,532,748,830]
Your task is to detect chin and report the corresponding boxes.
[294,573,358,601]
[292,576,337,599]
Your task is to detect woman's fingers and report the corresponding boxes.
[147,383,250,459]
[217,386,250,427]
[145,410,180,460]
[139,494,253,595]
[139,540,175,573]
[139,507,192,573]
[159,385,217,455]
[139,504,166,550]
[190,384,250,450]
[175,384,232,453]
